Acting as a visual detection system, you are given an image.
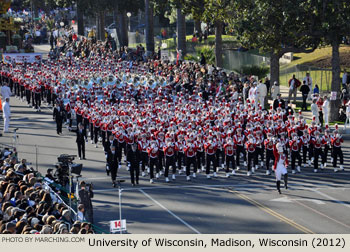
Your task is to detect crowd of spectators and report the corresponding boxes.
[0,147,95,234]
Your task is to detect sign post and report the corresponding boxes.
[110,219,127,233]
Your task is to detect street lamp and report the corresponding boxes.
[126,12,131,31]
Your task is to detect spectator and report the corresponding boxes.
[288,74,301,103]
[271,81,280,100]
[78,181,93,224]
[311,99,320,125]
[303,72,313,100]
[300,81,310,111]
[313,84,320,95]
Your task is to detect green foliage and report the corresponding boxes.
[196,45,215,64]
[229,0,320,57]
[237,64,270,79]
[184,54,199,62]
[45,18,55,31]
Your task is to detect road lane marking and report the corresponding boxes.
[271,197,325,205]
[285,195,350,230]
[311,189,350,209]
[227,188,314,234]
[139,189,201,234]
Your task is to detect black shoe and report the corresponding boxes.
[285,185,288,190]
[83,157,86,160]
[107,171,110,176]
[113,182,116,187]
[278,189,282,194]
[136,181,139,184]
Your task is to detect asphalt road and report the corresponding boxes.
[1,97,350,234]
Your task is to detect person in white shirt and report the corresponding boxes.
[271,81,280,100]
[345,102,350,129]
[257,81,267,106]
[2,97,10,133]
[311,99,319,125]
[77,204,86,222]
[303,73,313,100]
[1,83,12,100]
[322,96,329,125]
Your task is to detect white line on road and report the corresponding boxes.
[93,183,266,192]
[139,189,201,234]
[311,188,350,209]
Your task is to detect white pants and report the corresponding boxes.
[258,96,265,106]
[3,116,10,132]
[324,112,329,125]
[275,165,287,181]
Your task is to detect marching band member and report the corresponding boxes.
[331,126,344,172]
[273,142,289,194]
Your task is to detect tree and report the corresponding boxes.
[145,0,154,53]
[202,0,231,67]
[176,5,187,54]
[183,0,205,33]
[310,0,350,121]
[229,0,320,87]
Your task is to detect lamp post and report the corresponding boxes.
[126,12,131,32]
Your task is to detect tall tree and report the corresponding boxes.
[176,5,187,54]
[230,0,320,87]
[145,0,154,53]
[203,0,231,67]
[311,0,350,121]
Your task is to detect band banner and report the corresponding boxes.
[2,53,42,64]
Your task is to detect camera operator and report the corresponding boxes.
[78,181,93,224]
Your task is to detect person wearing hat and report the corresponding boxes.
[273,142,289,194]
[147,140,159,183]
[163,138,176,182]
[311,99,320,125]
[176,134,186,175]
[331,127,344,172]
[311,131,326,173]
[273,93,285,111]
[204,136,218,179]
[127,143,140,186]
[223,137,236,177]
[322,126,332,168]
[255,130,265,170]
[264,133,275,175]
[301,129,312,168]
[289,133,302,174]
[184,138,197,181]
[245,135,257,176]
[234,128,247,171]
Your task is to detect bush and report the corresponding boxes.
[196,45,215,65]
[184,54,199,62]
[238,64,270,79]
